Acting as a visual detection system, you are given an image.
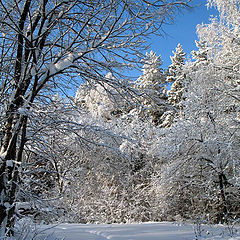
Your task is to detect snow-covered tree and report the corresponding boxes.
[75,73,132,120]
[135,51,170,125]
[167,43,186,83]
[191,40,210,65]
[39,101,166,224]
[167,44,186,108]
[155,69,240,223]
[136,51,165,97]
[151,0,240,223]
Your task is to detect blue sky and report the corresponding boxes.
[150,0,218,68]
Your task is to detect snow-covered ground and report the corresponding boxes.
[34,222,240,240]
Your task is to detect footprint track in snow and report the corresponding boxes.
[88,230,112,240]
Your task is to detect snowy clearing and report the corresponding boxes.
[34,222,240,240]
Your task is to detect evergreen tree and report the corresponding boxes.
[191,40,210,65]
[167,43,186,83]
[135,51,169,125]
[136,51,165,96]
[167,44,186,108]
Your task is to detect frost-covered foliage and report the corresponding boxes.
[53,0,240,225]
[136,51,165,94]
[35,102,165,224]
[2,0,240,231]
[136,51,166,107]
[191,40,211,64]
[149,0,240,224]
[134,51,173,126]
[56,84,166,222]
[40,0,240,224]
[167,43,186,108]
[167,43,186,83]
[152,68,240,222]
[41,53,174,223]
[75,73,132,120]
[0,0,192,236]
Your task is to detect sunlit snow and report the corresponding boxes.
[35,222,240,240]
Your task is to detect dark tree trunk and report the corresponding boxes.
[0,138,17,236]
[0,117,27,236]
[0,1,32,235]
[217,173,228,224]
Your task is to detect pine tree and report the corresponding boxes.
[167,44,186,108]
[167,43,186,83]
[136,51,165,100]
[135,51,169,125]
[191,40,209,65]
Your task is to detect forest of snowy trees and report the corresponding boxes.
[0,0,239,238]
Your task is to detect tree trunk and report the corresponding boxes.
[0,139,18,236]
[0,116,27,236]
[217,173,228,224]
[0,0,32,235]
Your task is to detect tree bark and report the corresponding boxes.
[0,116,27,236]
[217,173,228,224]
[0,0,32,235]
